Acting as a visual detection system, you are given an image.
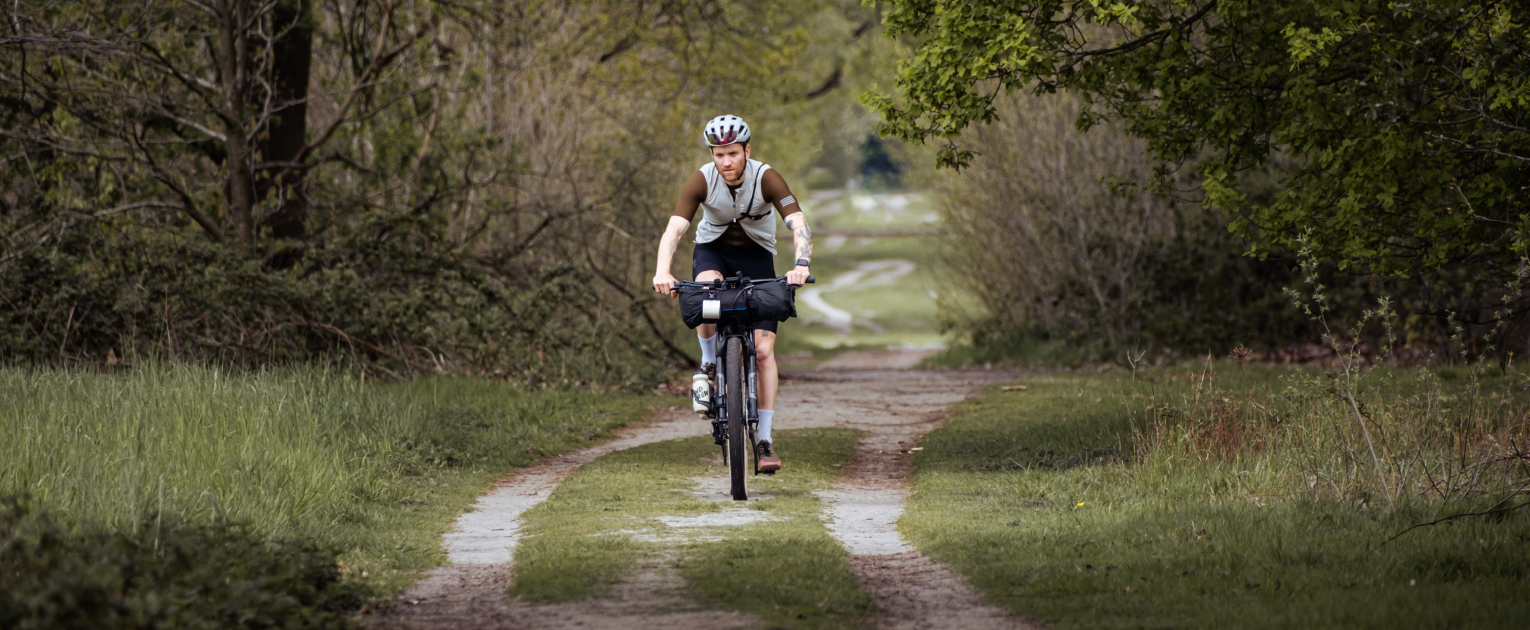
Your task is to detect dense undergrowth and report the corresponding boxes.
[0,221,684,388]
[1,498,365,629]
[0,363,672,627]
[903,364,1530,629]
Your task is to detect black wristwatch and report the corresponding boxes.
[794,258,811,268]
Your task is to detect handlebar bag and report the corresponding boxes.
[677,281,796,328]
[748,281,797,323]
[677,284,752,328]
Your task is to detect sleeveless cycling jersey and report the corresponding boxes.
[695,159,778,254]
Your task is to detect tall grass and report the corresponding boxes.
[0,362,667,588]
[3,364,381,535]
[1133,362,1530,513]
[902,370,1530,629]
[1135,242,1530,515]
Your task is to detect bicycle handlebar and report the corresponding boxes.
[674,275,815,290]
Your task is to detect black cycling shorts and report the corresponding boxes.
[693,240,778,333]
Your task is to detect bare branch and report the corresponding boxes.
[297,4,431,164]
[93,200,182,218]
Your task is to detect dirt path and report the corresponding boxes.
[372,411,710,629]
[374,353,1031,629]
[784,361,1034,630]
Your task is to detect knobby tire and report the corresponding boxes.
[726,337,748,500]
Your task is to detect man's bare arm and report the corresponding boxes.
[653,215,691,294]
[784,213,812,263]
[783,213,813,286]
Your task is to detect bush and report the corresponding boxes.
[0,211,678,387]
[932,91,1424,365]
[0,497,367,629]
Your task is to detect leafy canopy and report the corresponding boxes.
[867,1,1530,277]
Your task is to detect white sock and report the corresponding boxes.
[757,409,774,443]
[698,333,717,365]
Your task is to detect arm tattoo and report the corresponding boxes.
[786,214,812,262]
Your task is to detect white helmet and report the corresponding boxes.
[703,115,751,147]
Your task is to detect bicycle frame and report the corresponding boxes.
[708,307,764,476]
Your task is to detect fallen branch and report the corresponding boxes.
[1385,490,1530,544]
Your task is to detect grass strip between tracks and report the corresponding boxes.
[0,364,673,604]
[902,369,1530,629]
[510,426,874,629]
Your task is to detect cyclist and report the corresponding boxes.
[652,114,813,473]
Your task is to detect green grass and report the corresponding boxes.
[0,363,674,596]
[903,367,1530,629]
[510,427,874,628]
[919,327,1109,369]
[773,234,949,350]
[2,498,366,628]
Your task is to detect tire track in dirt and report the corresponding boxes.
[372,409,732,629]
[782,360,1037,630]
[374,352,1033,629]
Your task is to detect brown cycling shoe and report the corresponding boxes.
[756,440,782,472]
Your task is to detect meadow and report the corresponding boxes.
[903,362,1530,628]
[0,363,672,625]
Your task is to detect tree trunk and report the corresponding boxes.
[217,0,256,256]
[260,0,313,247]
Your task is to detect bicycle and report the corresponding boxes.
[674,274,812,501]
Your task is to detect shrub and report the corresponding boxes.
[933,91,1345,365]
[0,212,678,388]
[0,497,367,629]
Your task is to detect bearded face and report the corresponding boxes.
[710,143,750,185]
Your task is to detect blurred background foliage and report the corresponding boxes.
[933,91,1360,365]
[0,0,903,385]
[6,0,1525,377]
[932,88,1523,367]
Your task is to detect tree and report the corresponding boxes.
[867,1,1530,279]
[0,0,426,259]
[0,0,902,379]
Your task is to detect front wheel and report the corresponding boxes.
[725,337,748,500]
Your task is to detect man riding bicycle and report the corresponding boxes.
[652,115,813,473]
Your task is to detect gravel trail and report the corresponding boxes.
[374,352,1033,629]
[785,360,1035,630]
[372,410,708,629]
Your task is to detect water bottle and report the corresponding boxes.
[692,370,711,415]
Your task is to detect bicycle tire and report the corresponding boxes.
[725,336,748,500]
